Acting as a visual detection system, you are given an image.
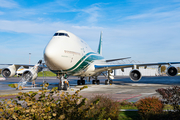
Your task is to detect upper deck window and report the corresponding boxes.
[54,33,69,37]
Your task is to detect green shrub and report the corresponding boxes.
[136,96,164,120]
[0,86,94,120]
[86,95,120,120]
[0,86,117,120]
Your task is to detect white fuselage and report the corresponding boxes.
[44,30,105,76]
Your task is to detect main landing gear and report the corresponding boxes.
[76,77,100,85]
[77,77,86,85]
[104,70,113,85]
[92,76,100,85]
[58,75,69,90]
[105,80,113,85]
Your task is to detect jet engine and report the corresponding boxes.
[1,66,16,78]
[166,66,178,76]
[22,70,38,82]
[129,69,142,82]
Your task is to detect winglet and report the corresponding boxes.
[97,31,103,55]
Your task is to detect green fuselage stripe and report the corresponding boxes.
[65,52,95,71]
[51,52,104,75]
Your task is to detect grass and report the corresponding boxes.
[163,104,174,110]
[119,111,141,120]
[119,101,137,110]
[119,101,174,111]
[38,71,56,77]
[120,105,137,110]
[118,104,176,120]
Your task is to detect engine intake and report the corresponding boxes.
[22,70,37,82]
[1,67,16,78]
[166,66,178,76]
[129,69,142,82]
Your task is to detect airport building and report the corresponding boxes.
[113,67,159,76]
[109,60,160,76]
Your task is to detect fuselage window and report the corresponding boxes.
[54,33,69,37]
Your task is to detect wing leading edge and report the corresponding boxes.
[94,62,180,72]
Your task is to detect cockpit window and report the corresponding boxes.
[54,33,59,36]
[54,33,69,37]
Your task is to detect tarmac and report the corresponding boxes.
[0,76,179,102]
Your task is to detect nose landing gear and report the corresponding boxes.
[58,74,69,90]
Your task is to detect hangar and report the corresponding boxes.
[114,67,159,76]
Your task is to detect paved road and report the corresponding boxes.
[0,76,179,102]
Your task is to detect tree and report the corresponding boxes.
[161,66,166,73]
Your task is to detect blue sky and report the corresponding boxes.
[0,0,180,65]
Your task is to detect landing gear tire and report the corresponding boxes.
[109,80,113,85]
[105,80,108,85]
[77,80,81,85]
[82,80,85,85]
[92,80,95,84]
[63,82,68,90]
[97,80,100,85]
[58,82,62,90]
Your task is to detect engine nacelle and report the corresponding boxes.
[166,66,178,76]
[22,70,38,82]
[1,66,16,78]
[129,69,142,82]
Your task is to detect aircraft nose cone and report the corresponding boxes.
[44,45,54,60]
[44,43,60,70]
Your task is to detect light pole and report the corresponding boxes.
[29,53,31,64]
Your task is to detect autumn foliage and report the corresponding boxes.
[156,86,180,119]
[136,96,164,119]
[0,86,119,120]
[86,95,120,120]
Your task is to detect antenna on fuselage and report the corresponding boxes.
[97,31,103,55]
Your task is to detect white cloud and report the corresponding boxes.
[73,4,102,25]
[124,6,180,23]
[0,18,180,63]
[72,25,103,29]
[0,1,180,63]
[0,19,104,36]
[0,0,18,8]
[0,20,67,34]
[0,11,4,15]
[125,11,180,21]
[83,4,101,23]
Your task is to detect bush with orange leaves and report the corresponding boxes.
[136,96,164,119]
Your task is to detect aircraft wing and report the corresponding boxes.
[94,62,180,72]
[0,64,35,69]
[105,57,131,62]
[0,60,46,78]
[0,63,46,68]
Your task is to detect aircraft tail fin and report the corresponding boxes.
[97,31,103,55]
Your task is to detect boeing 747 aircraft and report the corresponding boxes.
[1,30,180,90]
